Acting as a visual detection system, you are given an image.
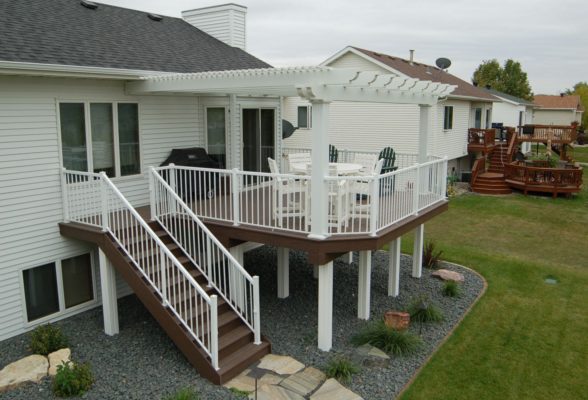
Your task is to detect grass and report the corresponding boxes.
[441,280,461,297]
[399,169,588,400]
[324,357,359,383]
[351,321,422,356]
[163,387,200,400]
[573,146,588,163]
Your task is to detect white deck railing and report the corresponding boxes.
[150,167,261,344]
[62,169,220,369]
[151,156,447,237]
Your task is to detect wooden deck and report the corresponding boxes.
[138,186,448,265]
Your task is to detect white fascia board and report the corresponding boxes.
[320,46,409,78]
[448,94,495,103]
[182,3,247,17]
[0,61,174,80]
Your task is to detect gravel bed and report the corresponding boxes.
[0,247,484,399]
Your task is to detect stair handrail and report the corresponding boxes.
[506,130,517,161]
[62,169,219,369]
[471,157,485,186]
[149,167,261,345]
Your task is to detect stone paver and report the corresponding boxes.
[250,384,305,400]
[257,354,304,375]
[432,269,465,282]
[0,355,48,392]
[224,368,283,393]
[310,378,363,400]
[279,367,326,397]
[48,348,71,376]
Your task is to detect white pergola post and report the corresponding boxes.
[317,261,333,351]
[309,101,330,239]
[99,249,119,336]
[357,250,372,320]
[418,104,432,163]
[229,94,238,169]
[412,224,424,278]
[277,247,289,299]
[388,238,401,297]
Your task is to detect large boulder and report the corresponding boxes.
[48,348,71,376]
[431,269,465,282]
[0,355,48,392]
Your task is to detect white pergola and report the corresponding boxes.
[127,67,456,351]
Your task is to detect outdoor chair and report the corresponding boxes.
[351,159,384,220]
[329,144,338,163]
[353,153,379,176]
[304,164,349,231]
[268,157,307,227]
[287,152,312,172]
[379,147,398,174]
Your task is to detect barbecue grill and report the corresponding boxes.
[160,148,220,200]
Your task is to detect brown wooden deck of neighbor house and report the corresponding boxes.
[135,186,448,265]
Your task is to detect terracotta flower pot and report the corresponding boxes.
[384,311,410,331]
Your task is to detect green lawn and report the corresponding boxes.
[573,146,588,163]
[399,171,588,400]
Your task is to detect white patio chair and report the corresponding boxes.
[353,153,379,176]
[351,158,384,219]
[305,164,350,231]
[268,157,307,227]
[287,152,312,173]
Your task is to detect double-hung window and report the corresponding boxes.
[60,102,140,177]
[297,105,312,128]
[443,106,454,130]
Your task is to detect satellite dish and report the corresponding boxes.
[282,119,299,139]
[435,57,451,70]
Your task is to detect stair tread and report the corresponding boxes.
[218,341,270,374]
[219,325,252,349]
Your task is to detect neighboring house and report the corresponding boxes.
[0,0,454,384]
[533,94,584,125]
[283,46,498,176]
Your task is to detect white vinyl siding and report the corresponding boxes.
[532,109,582,125]
[0,75,202,340]
[327,52,390,74]
[182,5,247,50]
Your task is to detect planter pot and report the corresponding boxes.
[384,311,410,331]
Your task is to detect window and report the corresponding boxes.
[474,108,482,129]
[60,102,140,177]
[443,106,454,130]
[22,253,95,323]
[297,106,311,128]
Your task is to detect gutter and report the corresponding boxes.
[0,61,176,80]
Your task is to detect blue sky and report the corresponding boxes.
[99,0,587,94]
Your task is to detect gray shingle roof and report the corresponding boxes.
[483,88,535,106]
[0,0,271,73]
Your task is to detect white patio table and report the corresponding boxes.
[290,162,363,176]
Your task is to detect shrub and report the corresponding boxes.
[52,361,93,397]
[30,324,68,356]
[351,321,421,356]
[325,357,359,383]
[408,296,444,323]
[164,387,200,400]
[228,387,250,398]
[423,241,443,269]
[442,281,461,297]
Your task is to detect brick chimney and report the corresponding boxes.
[182,4,247,50]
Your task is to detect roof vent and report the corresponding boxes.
[148,13,163,21]
[80,0,98,10]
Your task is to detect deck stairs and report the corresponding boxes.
[59,170,270,385]
[471,143,513,195]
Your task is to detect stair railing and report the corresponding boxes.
[471,157,486,186]
[149,167,261,345]
[62,169,219,369]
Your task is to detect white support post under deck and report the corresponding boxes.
[309,101,330,239]
[317,261,333,351]
[99,248,119,336]
[357,250,372,320]
[412,224,424,278]
[277,247,289,299]
[388,238,401,297]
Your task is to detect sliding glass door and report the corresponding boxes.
[242,108,275,173]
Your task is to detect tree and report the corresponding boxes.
[566,82,588,128]
[472,59,534,101]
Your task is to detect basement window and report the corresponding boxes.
[22,253,95,323]
[297,106,312,129]
[443,106,454,130]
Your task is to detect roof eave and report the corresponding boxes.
[0,60,175,80]
[448,94,496,102]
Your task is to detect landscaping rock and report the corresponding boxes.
[432,269,465,282]
[251,384,304,400]
[350,344,390,368]
[310,378,363,400]
[47,348,71,376]
[0,355,48,392]
[258,354,304,375]
[280,367,325,396]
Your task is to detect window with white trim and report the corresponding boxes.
[443,106,454,130]
[297,105,312,128]
[60,102,140,177]
[22,253,95,323]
